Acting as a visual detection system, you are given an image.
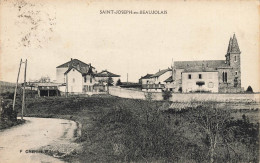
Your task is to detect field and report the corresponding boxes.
[4,94,255,163]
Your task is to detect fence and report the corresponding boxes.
[109,86,260,102]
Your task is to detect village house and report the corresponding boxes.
[140,34,243,93]
[140,68,172,92]
[56,58,120,94]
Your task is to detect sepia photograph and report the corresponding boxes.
[0,0,259,162]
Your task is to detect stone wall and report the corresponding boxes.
[109,86,260,102]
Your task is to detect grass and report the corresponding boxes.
[13,95,258,163]
[0,119,25,130]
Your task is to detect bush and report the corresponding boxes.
[162,90,172,100]
[246,86,254,93]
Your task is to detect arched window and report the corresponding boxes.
[234,56,237,62]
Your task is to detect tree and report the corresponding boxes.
[38,76,50,83]
[185,105,234,163]
[107,77,114,86]
[162,90,172,100]
[116,79,122,86]
[246,86,253,93]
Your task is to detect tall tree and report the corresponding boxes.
[107,77,114,86]
[116,79,122,86]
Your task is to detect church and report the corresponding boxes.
[168,34,242,93]
[140,34,243,93]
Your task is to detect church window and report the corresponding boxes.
[222,72,228,83]
[90,77,92,83]
[84,76,86,83]
[199,74,202,79]
[235,71,238,76]
[188,74,191,79]
[234,56,237,62]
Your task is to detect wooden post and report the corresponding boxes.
[21,59,27,120]
[66,74,68,97]
[38,89,40,97]
[12,59,22,111]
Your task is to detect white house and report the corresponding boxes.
[141,68,172,92]
[56,58,120,94]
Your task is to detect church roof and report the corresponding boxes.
[227,37,233,53]
[174,60,228,70]
[230,34,241,53]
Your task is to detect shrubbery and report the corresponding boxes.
[21,96,259,162]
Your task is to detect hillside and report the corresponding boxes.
[18,95,259,163]
[0,81,19,93]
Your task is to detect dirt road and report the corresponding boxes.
[0,117,80,163]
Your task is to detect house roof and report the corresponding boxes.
[95,70,120,77]
[57,59,95,69]
[38,86,58,90]
[64,66,85,75]
[151,68,171,78]
[164,76,173,82]
[140,74,153,80]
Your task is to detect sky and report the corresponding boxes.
[0,0,259,91]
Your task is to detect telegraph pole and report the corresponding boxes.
[127,73,128,84]
[21,59,27,120]
[12,59,22,111]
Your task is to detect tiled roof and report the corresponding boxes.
[57,59,95,69]
[174,60,229,70]
[140,74,153,79]
[164,76,173,82]
[151,68,171,78]
[64,66,86,75]
[95,70,120,77]
[183,67,218,72]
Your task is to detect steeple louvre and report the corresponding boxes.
[230,34,241,53]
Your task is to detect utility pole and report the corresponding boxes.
[21,59,27,120]
[65,74,68,97]
[13,59,22,111]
